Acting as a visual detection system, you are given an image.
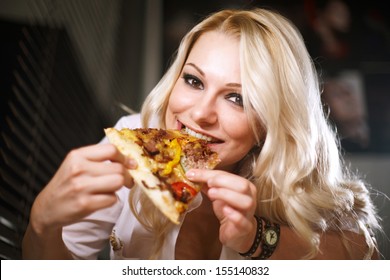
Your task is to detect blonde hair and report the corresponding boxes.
[131,8,380,259]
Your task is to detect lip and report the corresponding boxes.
[178,121,224,144]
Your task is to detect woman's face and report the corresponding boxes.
[165,31,257,171]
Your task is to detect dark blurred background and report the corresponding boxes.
[0,0,389,259]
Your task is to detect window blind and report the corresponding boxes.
[0,20,108,260]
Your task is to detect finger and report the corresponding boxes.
[208,187,255,212]
[91,174,129,193]
[57,193,120,224]
[66,174,123,195]
[81,193,119,213]
[186,169,240,190]
[122,169,135,188]
[185,168,215,184]
[64,158,135,188]
[223,205,251,227]
[76,144,137,169]
[98,162,134,188]
[81,160,131,177]
[73,144,116,161]
[187,169,255,195]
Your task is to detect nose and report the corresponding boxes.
[190,94,218,126]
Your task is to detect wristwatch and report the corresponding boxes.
[264,226,279,246]
[252,218,280,260]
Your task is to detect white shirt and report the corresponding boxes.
[62,114,240,260]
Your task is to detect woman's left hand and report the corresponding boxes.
[186,169,258,254]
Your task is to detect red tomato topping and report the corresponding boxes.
[171,182,197,203]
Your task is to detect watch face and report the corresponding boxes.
[264,229,278,246]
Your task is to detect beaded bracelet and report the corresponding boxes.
[239,215,263,257]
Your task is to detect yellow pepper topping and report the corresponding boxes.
[161,139,181,176]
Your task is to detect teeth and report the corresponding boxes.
[184,127,213,142]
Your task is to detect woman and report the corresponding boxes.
[22,8,381,259]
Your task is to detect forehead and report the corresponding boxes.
[185,31,241,78]
[188,31,239,58]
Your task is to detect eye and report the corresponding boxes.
[183,73,204,90]
[226,93,243,107]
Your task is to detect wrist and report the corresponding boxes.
[30,202,60,237]
[238,215,263,257]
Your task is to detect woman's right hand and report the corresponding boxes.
[29,143,136,235]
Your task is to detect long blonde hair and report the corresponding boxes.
[131,8,380,259]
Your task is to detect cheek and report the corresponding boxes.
[221,114,257,156]
[226,115,254,142]
[167,88,181,113]
[217,117,257,169]
[165,95,176,128]
[165,84,191,125]
[167,83,196,113]
[238,126,257,151]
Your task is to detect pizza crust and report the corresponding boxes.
[104,128,181,224]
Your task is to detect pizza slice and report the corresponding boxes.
[104,128,220,224]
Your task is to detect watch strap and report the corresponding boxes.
[252,217,280,260]
[239,215,263,257]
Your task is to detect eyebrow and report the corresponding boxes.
[185,63,204,76]
[184,62,242,89]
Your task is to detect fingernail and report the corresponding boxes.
[185,170,195,179]
[208,188,217,196]
[126,158,138,169]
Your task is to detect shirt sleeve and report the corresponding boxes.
[62,114,141,259]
